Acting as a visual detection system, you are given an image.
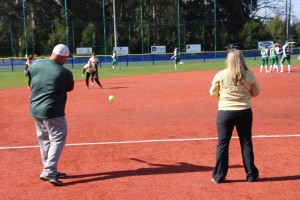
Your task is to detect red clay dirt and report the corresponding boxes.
[0,67,299,199]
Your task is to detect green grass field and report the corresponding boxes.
[1,58,299,90]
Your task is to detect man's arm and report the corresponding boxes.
[66,71,74,92]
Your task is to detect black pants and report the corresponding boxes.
[27,73,32,87]
[212,108,259,182]
[86,72,102,88]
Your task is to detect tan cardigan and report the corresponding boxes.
[209,69,260,110]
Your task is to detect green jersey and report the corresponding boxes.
[30,59,74,119]
[261,49,268,57]
[270,48,277,59]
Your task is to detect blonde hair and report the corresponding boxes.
[224,49,249,86]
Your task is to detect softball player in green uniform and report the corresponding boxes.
[269,45,278,73]
[280,41,292,73]
[171,47,182,70]
[111,50,120,70]
[260,46,269,73]
[274,43,282,71]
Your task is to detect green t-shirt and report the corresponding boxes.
[270,48,277,59]
[30,59,74,119]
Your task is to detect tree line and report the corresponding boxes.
[0,0,299,57]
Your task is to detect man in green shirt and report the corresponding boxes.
[30,44,74,186]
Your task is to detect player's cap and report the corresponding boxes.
[53,44,72,57]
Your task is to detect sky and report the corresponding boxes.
[257,0,300,22]
[292,0,300,21]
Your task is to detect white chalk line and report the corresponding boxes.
[0,134,300,150]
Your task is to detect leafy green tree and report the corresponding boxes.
[239,19,269,49]
[266,16,285,44]
[0,0,298,56]
[81,23,96,47]
[0,0,24,56]
[53,23,68,44]
[294,22,300,42]
[0,22,11,56]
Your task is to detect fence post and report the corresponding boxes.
[11,58,14,71]
[99,55,102,67]
[126,55,128,66]
[152,54,154,65]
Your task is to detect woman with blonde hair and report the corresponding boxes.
[209,49,260,184]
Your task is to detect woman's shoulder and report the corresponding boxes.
[211,70,226,82]
[215,69,226,77]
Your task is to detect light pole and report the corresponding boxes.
[102,0,107,55]
[250,0,253,49]
[140,0,144,54]
[64,0,69,46]
[72,19,75,53]
[178,0,181,51]
[22,0,28,57]
[214,0,216,54]
[113,0,118,47]
[92,26,95,52]
[288,0,291,40]
[10,20,14,56]
[51,22,54,48]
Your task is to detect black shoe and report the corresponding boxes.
[57,172,67,179]
[40,175,64,186]
[247,176,259,182]
[211,178,224,184]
